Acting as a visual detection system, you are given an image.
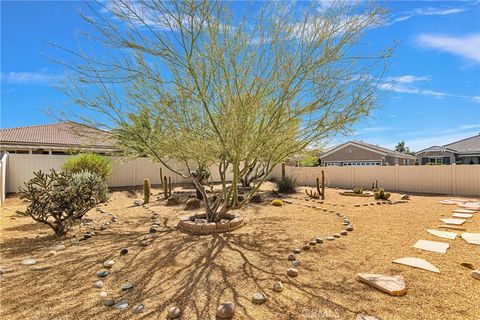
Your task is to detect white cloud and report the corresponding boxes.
[389,6,467,25]
[0,70,62,85]
[379,74,479,101]
[362,126,394,133]
[415,33,480,63]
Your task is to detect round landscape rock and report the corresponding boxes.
[168,306,181,319]
[103,260,115,268]
[288,254,296,261]
[287,268,299,277]
[340,230,348,236]
[114,301,129,309]
[326,236,335,241]
[252,292,267,304]
[309,241,316,246]
[133,304,145,314]
[93,280,104,289]
[121,283,134,291]
[54,244,65,251]
[217,301,235,319]
[273,282,284,292]
[293,249,301,254]
[292,260,302,267]
[315,238,323,244]
[333,234,341,238]
[97,270,109,278]
[120,248,129,255]
[45,250,56,257]
[302,245,311,251]
[99,291,108,300]
[346,225,354,231]
[104,299,116,307]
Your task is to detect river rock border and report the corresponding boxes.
[178,213,244,235]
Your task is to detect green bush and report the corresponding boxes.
[63,153,112,180]
[353,187,363,194]
[18,169,109,236]
[277,176,297,193]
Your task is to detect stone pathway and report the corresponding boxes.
[392,257,440,273]
[357,273,406,296]
[413,240,449,254]
[426,229,457,240]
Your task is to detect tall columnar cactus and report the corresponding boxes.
[159,167,163,186]
[315,170,325,200]
[168,176,172,197]
[281,163,286,180]
[163,176,168,199]
[143,178,151,204]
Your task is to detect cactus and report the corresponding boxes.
[159,167,163,186]
[143,178,151,204]
[314,170,326,200]
[374,187,390,200]
[371,182,375,190]
[353,187,363,194]
[168,176,172,197]
[281,163,286,180]
[375,180,378,189]
[163,176,168,199]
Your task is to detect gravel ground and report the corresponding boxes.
[0,183,479,320]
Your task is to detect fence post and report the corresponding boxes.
[133,160,137,187]
[351,166,355,189]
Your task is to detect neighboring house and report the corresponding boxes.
[0,122,119,155]
[319,141,416,167]
[416,134,480,165]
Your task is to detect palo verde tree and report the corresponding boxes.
[56,0,391,223]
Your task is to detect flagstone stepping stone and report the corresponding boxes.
[439,200,458,205]
[168,306,181,319]
[293,249,301,254]
[326,236,335,241]
[21,258,37,266]
[356,315,380,320]
[217,302,235,319]
[97,270,109,278]
[93,280,104,288]
[392,257,440,273]
[103,260,115,268]
[453,209,477,214]
[427,229,457,240]
[413,240,449,254]
[121,283,134,291]
[440,218,466,225]
[54,244,65,251]
[438,225,466,231]
[357,273,406,296]
[252,292,267,304]
[104,299,116,307]
[453,213,473,218]
[114,301,129,309]
[471,270,480,280]
[287,268,299,277]
[315,238,323,244]
[120,248,129,255]
[133,304,145,314]
[273,282,284,292]
[461,232,480,245]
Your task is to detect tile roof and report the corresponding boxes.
[320,140,416,160]
[443,134,480,153]
[0,122,116,149]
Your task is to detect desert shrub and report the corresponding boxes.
[276,177,297,193]
[63,153,112,180]
[374,187,391,200]
[271,199,284,207]
[353,187,363,194]
[18,169,109,236]
[186,198,201,210]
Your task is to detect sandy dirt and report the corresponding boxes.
[0,183,479,320]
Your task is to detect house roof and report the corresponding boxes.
[0,122,117,150]
[416,134,480,154]
[320,140,416,160]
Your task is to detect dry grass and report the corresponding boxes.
[0,183,479,320]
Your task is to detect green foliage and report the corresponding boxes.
[305,189,320,199]
[298,151,319,167]
[18,169,109,236]
[143,178,151,204]
[395,141,415,156]
[374,187,390,200]
[271,199,284,207]
[353,187,363,194]
[63,153,112,180]
[277,177,297,193]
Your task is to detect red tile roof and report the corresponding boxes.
[0,122,116,149]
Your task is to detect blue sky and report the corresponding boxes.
[1,1,479,152]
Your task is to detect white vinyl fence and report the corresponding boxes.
[270,164,480,196]
[4,153,232,194]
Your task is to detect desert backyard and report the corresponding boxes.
[1,184,478,320]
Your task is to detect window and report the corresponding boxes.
[435,158,443,164]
